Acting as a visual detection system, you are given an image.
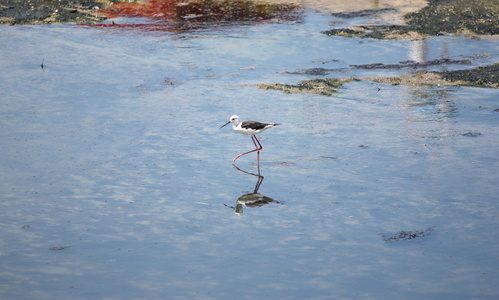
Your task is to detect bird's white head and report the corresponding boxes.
[229,115,239,124]
[220,115,240,129]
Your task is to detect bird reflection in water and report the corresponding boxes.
[225,165,279,214]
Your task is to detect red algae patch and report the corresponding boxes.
[97,0,176,19]
[89,0,303,32]
[97,0,302,23]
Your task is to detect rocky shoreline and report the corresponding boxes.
[262,0,499,92]
[260,63,499,96]
[0,0,115,25]
[1,0,498,90]
[323,0,499,39]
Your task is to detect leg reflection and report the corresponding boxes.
[224,164,279,214]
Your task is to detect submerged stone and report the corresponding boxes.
[462,132,483,137]
[382,227,436,242]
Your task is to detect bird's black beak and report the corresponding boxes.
[220,121,231,129]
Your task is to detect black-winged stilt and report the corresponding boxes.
[220,115,280,162]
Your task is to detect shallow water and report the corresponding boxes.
[1,7,498,300]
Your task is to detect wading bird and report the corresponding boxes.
[220,115,280,162]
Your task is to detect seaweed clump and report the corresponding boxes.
[404,0,499,36]
[260,63,499,96]
[258,78,354,96]
[436,63,499,88]
[365,63,499,88]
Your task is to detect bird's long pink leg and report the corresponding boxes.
[253,135,263,150]
[253,135,262,166]
[233,135,263,162]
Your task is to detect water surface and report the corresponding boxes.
[1,7,498,300]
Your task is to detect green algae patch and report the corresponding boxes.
[436,63,499,88]
[323,0,499,39]
[404,0,499,36]
[258,78,354,96]
[362,72,464,88]
[363,63,499,88]
[261,64,499,97]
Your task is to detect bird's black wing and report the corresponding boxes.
[241,121,270,130]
